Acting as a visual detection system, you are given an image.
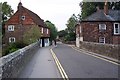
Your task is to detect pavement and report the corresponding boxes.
[53,43,119,78]
[19,46,61,78]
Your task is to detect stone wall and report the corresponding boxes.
[0,42,39,78]
[64,41,76,45]
[80,41,119,59]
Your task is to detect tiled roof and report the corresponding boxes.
[20,5,47,28]
[24,7,47,28]
[83,10,120,21]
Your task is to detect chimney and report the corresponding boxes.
[17,2,22,10]
[104,0,108,15]
[17,2,23,24]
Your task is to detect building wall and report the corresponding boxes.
[6,9,35,25]
[76,24,80,47]
[40,27,50,38]
[40,38,50,47]
[5,24,36,44]
[81,22,114,44]
[4,7,50,45]
[113,36,120,44]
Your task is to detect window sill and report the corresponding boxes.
[113,34,120,36]
[9,31,13,32]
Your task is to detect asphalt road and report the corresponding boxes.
[53,43,119,78]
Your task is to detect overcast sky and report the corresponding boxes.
[1,0,82,31]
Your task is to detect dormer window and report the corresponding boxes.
[21,16,25,20]
[8,25,14,31]
[114,23,120,35]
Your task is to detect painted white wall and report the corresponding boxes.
[44,38,50,47]
[40,39,42,47]
[80,37,83,41]
[40,38,50,47]
[76,37,80,47]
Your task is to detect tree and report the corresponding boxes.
[58,30,68,41]
[66,14,77,33]
[0,2,14,35]
[80,2,104,19]
[1,2,14,22]
[80,1,120,19]
[23,25,41,45]
[45,20,58,42]
[65,14,77,41]
[58,30,67,38]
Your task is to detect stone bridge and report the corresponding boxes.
[0,42,39,79]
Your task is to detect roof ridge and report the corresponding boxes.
[21,6,47,27]
[83,9,120,21]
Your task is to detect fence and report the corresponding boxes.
[0,42,39,78]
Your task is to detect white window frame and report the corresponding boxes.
[114,23,120,35]
[21,16,25,20]
[47,29,49,34]
[99,24,106,31]
[8,25,14,31]
[99,37,105,43]
[9,37,15,43]
[41,28,44,34]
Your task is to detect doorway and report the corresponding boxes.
[42,38,44,47]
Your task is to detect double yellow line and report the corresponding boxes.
[50,48,69,80]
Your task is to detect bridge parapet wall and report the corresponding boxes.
[0,42,39,78]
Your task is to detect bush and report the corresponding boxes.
[64,32,76,41]
[3,42,28,56]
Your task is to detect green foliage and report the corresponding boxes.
[3,42,27,56]
[80,2,104,19]
[45,20,58,41]
[80,1,120,19]
[23,25,41,45]
[64,32,76,41]
[1,2,14,21]
[64,14,77,41]
[0,2,14,35]
[58,30,67,38]
[66,14,77,33]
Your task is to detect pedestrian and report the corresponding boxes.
[52,40,54,46]
[54,40,56,46]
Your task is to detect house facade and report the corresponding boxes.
[76,2,120,47]
[4,2,50,47]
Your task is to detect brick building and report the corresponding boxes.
[4,2,50,47]
[76,2,120,47]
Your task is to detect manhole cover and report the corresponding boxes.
[48,60,52,61]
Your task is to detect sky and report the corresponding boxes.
[1,0,82,31]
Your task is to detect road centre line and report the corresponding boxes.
[50,48,69,80]
[70,46,119,66]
